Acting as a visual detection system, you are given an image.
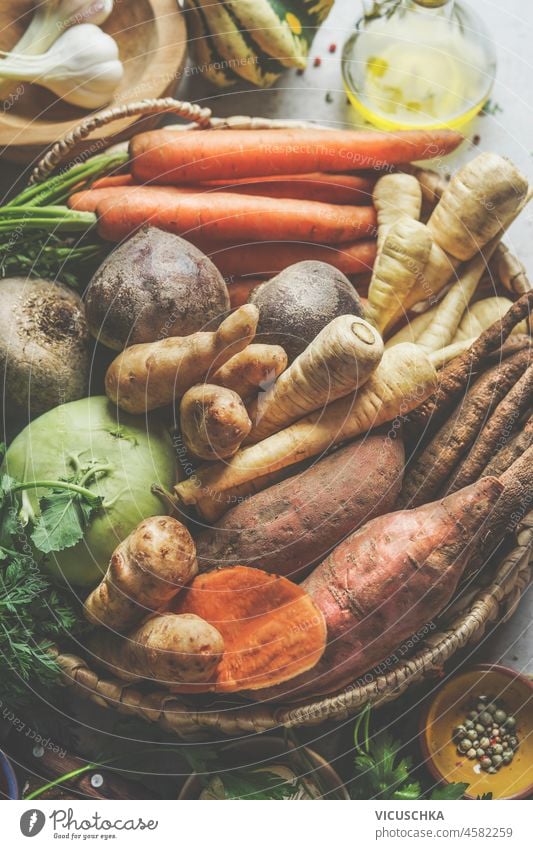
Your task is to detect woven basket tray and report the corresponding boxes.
[31,98,533,739]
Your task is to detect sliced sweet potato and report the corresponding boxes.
[169,566,326,693]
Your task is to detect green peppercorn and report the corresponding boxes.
[480,756,492,770]
[475,723,485,734]
[509,736,519,750]
[486,704,497,715]
[504,716,517,730]
[453,725,467,741]
[467,729,478,741]
[466,748,476,759]
[485,746,494,756]
[494,709,507,724]
[479,711,493,725]
[487,766,497,774]
[476,748,485,758]
[492,754,503,766]
[459,739,471,753]
[502,741,509,750]
[502,751,513,764]
[479,737,490,748]
[464,719,474,730]
[493,744,503,755]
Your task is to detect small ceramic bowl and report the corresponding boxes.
[420,664,533,799]
[178,736,349,800]
[0,749,19,799]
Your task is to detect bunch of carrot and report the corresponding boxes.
[68,126,463,297]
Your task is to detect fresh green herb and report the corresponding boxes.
[216,769,298,800]
[430,782,469,800]
[350,706,469,800]
[0,447,109,707]
[0,152,126,286]
[481,99,503,116]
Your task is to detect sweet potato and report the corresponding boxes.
[195,433,404,579]
[169,566,327,693]
[257,476,503,700]
[84,517,197,631]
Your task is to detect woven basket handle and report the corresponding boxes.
[30,98,213,184]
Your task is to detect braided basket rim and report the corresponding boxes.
[35,98,532,737]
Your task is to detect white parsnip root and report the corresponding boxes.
[175,343,438,510]
[453,297,528,342]
[427,153,529,262]
[247,315,383,443]
[366,218,432,335]
[373,173,423,250]
[105,304,259,414]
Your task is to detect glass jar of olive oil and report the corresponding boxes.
[342,0,496,129]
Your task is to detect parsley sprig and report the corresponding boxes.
[0,446,110,707]
[350,706,469,800]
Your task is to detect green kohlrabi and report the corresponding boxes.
[2,396,176,587]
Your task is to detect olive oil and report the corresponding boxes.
[342,0,496,130]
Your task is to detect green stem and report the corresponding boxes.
[363,704,371,754]
[25,762,102,801]
[6,152,129,209]
[10,479,102,502]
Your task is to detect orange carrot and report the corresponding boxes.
[202,171,376,204]
[204,239,377,278]
[130,127,463,184]
[91,174,135,189]
[69,184,191,213]
[95,188,377,244]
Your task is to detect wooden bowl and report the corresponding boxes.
[178,737,349,800]
[420,664,533,800]
[0,0,186,164]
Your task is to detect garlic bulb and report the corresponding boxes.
[12,0,114,56]
[0,24,123,109]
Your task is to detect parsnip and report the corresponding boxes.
[373,173,422,250]
[427,153,529,261]
[247,315,383,443]
[366,218,432,335]
[180,384,252,460]
[175,343,438,510]
[385,303,438,347]
[84,517,197,632]
[105,304,258,414]
[210,343,288,401]
[453,297,528,342]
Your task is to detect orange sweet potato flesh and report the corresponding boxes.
[255,476,504,702]
[169,566,326,693]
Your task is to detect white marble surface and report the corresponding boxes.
[177,0,532,676]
